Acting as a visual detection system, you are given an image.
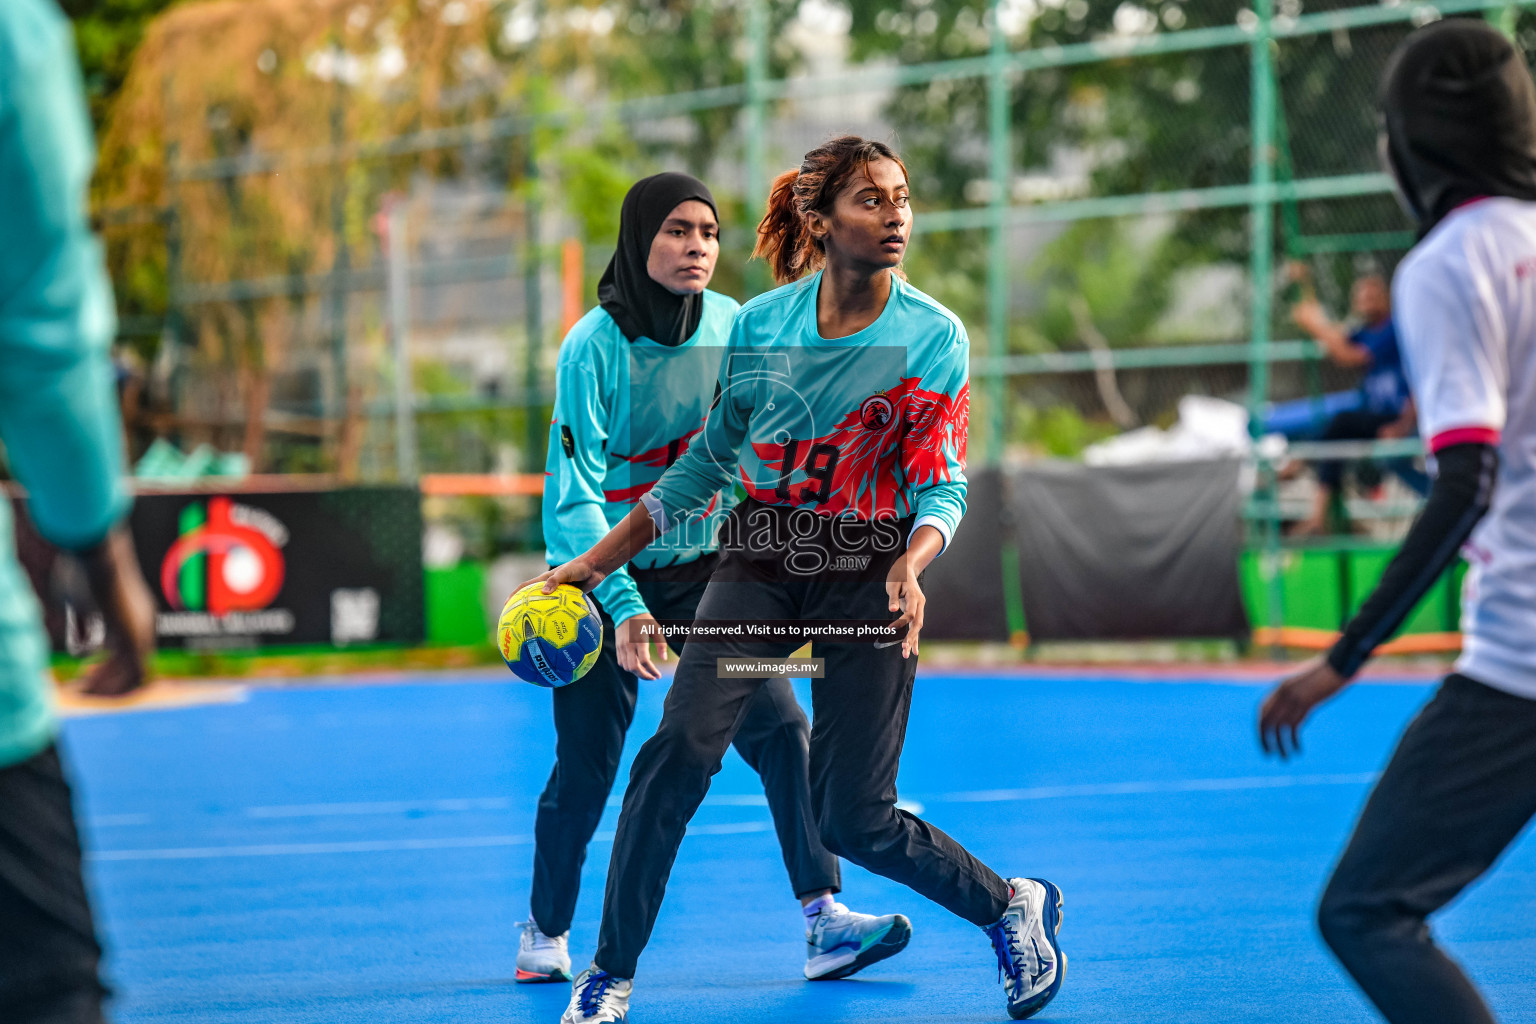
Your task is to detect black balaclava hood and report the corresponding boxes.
[1381,18,1536,233]
[598,172,718,345]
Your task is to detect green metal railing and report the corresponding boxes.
[123,0,1530,642]
[142,0,1533,461]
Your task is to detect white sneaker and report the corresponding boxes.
[985,878,1066,1020]
[516,921,572,983]
[804,901,912,980]
[560,966,631,1024]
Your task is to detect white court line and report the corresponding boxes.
[87,774,1374,863]
[89,833,536,862]
[86,794,774,829]
[245,798,513,818]
[86,814,154,828]
[249,774,1381,819]
[89,821,775,863]
[924,772,1381,804]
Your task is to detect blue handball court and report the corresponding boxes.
[65,670,1536,1024]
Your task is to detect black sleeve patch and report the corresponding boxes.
[560,425,576,459]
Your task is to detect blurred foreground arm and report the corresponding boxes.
[1260,442,1497,756]
[1263,249,1508,755]
[0,4,154,696]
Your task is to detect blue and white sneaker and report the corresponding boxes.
[516,921,572,983]
[559,966,631,1024]
[985,878,1065,1020]
[804,901,913,980]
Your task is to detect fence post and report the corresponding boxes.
[744,0,769,296]
[163,140,184,355]
[161,63,186,430]
[387,201,418,483]
[986,0,1010,466]
[523,133,545,489]
[1248,0,1284,648]
[1248,0,1275,425]
[327,90,351,430]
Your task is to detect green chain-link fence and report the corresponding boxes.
[95,0,1533,575]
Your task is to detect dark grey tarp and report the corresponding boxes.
[1009,459,1250,642]
[919,467,1011,641]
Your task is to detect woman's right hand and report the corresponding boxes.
[615,612,667,680]
[79,527,156,697]
[522,558,607,596]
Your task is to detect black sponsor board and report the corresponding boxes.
[15,486,423,653]
[1010,459,1250,642]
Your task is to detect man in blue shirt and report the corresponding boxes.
[0,2,156,1021]
[1287,263,1418,534]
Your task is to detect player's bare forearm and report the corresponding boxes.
[905,524,945,575]
[583,503,662,578]
[535,504,662,594]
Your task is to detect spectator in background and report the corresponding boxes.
[0,2,157,1022]
[1286,261,1418,535]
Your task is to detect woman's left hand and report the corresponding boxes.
[885,554,925,659]
[1258,656,1349,759]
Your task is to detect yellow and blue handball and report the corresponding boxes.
[497,582,603,687]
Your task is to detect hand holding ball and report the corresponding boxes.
[497,582,603,687]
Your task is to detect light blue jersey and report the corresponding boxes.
[646,271,969,552]
[0,0,129,768]
[543,291,738,625]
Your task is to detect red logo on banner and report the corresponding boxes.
[160,497,286,613]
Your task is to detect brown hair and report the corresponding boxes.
[752,135,909,284]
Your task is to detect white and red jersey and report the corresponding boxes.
[1395,196,1536,698]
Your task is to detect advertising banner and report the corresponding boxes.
[135,487,424,649]
[15,486,424,653]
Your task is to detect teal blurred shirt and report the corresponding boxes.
[647,271,970,551]
[542,292,738,625]
[0,0,130,767]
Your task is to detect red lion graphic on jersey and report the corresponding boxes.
[743,378,968,518]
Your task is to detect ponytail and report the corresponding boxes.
[753,169,813,284]
[751,135,909,285]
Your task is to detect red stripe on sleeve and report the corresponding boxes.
[1429,426,1501,452]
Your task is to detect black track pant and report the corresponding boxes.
[1318,674,1536,1024]
[0,744,108,1024]
[1316,409,1422,491]
[594,563,1011,979]
[529,559,840,938]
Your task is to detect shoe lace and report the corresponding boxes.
[985,918,1024,990]
[577,970,617,1016]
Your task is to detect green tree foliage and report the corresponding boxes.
[61,0,179,131]
[1028,219,1177,353]
[837,0,1436,347]
[88,0,1482,467]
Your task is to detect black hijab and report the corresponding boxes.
[598,172,719,346]
[1381,18,1536,234]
